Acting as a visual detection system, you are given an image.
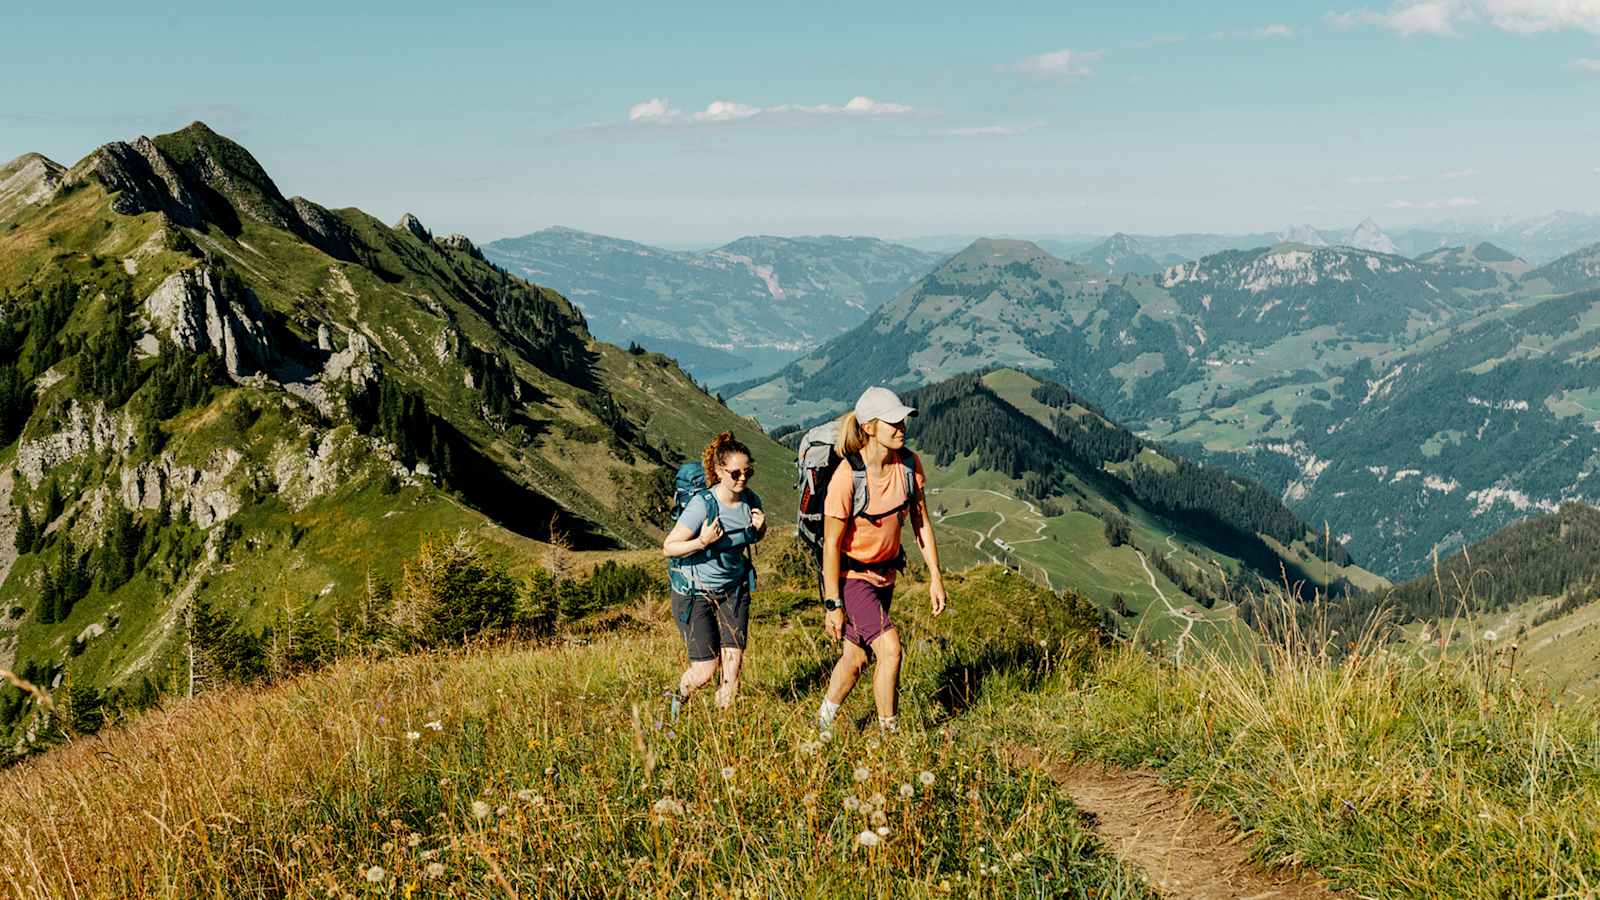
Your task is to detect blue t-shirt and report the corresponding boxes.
[675,488,763,592]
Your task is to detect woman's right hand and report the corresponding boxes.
[698,517,724,548]
[824,608,844,640]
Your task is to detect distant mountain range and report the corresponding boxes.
[481,228,941,385]
[730,234,1600,578]
[899,212,1600,266]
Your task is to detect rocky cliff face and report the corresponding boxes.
[144,266,276,380]
[0,154,65,222]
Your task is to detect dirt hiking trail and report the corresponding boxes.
[1019,751,1341,899]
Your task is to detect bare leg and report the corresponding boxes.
[869,628,902,721]
[714,648,744,708]
[825,640,869,706]
[678,659,719,699]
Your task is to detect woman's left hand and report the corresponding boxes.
[750,508,766,532]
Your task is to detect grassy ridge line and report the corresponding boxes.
[0,568,1153,898]
[980,616,1600,898]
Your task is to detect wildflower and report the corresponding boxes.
[843,796,861,811]
[652,797,685,818]
[404,731,421,741]
[407,833,422,848]
[381,841,394,853]
[471,801,492,820]
[496,805,510,817]
[426,862,445,878]
[799,740,820,755]
[919,770,935,786]
[857,829,881,847]
[364,865,386,883]
[721,765,736,780]
[853,766,870,782]
[423,720,443,731]
[1010,851,1024,863]
[899,783,914,798]
[870,810,888,828]
[419,849,438,861]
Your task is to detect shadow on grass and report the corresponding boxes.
[930,638,1061,721]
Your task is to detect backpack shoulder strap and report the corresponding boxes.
[845,452,869,518]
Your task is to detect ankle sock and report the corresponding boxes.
[878,715,898,733]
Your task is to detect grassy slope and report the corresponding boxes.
[0,567,1153,898]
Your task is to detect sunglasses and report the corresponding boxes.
[723,467,754,481]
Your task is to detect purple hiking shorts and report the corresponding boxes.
[842,577,895,649]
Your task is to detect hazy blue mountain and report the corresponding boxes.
[481,228,940,384]
[1070,233,1166,276]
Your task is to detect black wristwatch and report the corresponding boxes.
[823,597,844,611]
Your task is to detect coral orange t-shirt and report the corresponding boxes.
[824,450,926,581]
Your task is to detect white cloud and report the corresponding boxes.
[1215,23,1297,38]
[1331,1,1600,36]
[1387,196,1481,209]
[1014,48,1103,78]
[1573,57,1600,70]
[692,101,760,123]
[624,96,918,127]
[939,122,1044,138]
[1329,1,1467,35]
[628,98,676,122]
[1346,174,1417,184]
[1440,168,1480,179]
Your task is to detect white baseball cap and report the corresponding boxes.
[854,386,917,424]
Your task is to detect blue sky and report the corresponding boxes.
[4,0,1598,245]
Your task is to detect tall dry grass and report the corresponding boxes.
[0,568,1150,898]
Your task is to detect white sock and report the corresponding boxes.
[818,699,840,726]
[878,715,898,733]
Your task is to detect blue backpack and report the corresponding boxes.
[666,461,758,596]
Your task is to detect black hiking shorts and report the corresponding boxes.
[671,585,751,662]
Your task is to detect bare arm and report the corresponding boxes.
[822,515,846,639]
[662,519,722,558]
[908,488,947,615]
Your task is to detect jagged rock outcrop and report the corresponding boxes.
[396,213,432,243]
[290,196,357,262]
[68,139,206,227]
[0,153,65,221]
[120,448,245,528]
[438,233,484,261]
[16,401,138,483]
[144,266,275,380]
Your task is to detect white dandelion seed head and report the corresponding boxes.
[471,800,492,820]
[495,805,510,817]
[802,793,818,806]
[406,833,422,848]
[364,865,385,883]
[1011,851,1024,863]
[426,862,445,878]
[516,789,537,803]
[899,783,914,798]
[853,766,870,782]
[652,797,685,817]
[866,737,881,751]
[857,829,881,847]
[843,796,861,811]
[419,849,438,861]
[544,767,555,776]
[870,809,888,827]
[919,770,935,786]
[404,730,421,741]
[876,825,890,836]
[721,765,736,780]
[869,792,886,809]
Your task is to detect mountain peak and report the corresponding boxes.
[1277,224,1328,247]
[396,213,433,243]
[1343,218,1399,255]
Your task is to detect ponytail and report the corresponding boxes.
[837,411,870,456]
[701,431,752,485]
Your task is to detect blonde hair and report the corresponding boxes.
[837,411,871,456]
[701,431,751,486]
